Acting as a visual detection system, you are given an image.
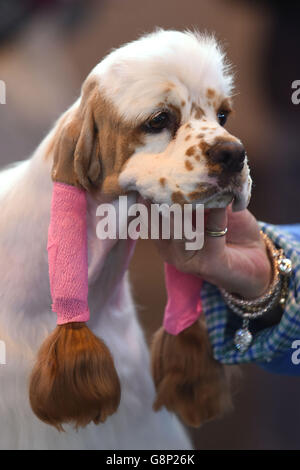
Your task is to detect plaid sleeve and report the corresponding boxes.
[201,223,300,365]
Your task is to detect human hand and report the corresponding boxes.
[153,206,272,300]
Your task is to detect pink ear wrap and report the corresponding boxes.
[151,239,231,427]
[163,263,203,335]
[30,181,121,429]
[48,183,203,330]
[48,182,90,325]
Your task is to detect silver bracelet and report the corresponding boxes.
[220,231,292,352]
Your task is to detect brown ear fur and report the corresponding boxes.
[151,319,237,427]
[29,323,121,430]
[51,91,102,191]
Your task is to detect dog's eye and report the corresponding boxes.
[146,111,170,132]
[217,111,228,127]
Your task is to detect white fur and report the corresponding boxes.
[91,30,251,210]
[95,30,233,122]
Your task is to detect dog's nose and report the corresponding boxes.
[208,141,246,173]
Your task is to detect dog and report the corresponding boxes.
[0,29,251,450]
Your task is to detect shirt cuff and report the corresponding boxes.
[201,222,300,365]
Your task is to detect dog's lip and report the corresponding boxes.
[137,187,237,207]
[202,188,233,203]
[200,188,235,208]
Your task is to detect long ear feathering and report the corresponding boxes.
[29,323,121,430]
[29,80,121,429]
[151,319,235,427]
[51,82,102,192]
[150,264,237,427]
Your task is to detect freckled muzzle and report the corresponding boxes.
[119,120,252,212]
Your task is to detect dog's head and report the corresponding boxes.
[51,30,251,211]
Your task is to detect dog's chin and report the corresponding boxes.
[203,189,249,212]
[134,175,252,212]
[231,190,250,212]
[204,191,234,209]
[137,188,250,212]
[202,175,252,212]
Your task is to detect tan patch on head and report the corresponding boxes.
[185,160,194,171]
[181,100,186,107]
[201,126,208,131]
[218,98,233,114]
[215,97,233,115]
[208,93,233,115]
[50,76,144,198]
[197,133,204,138]
[171,191,187,205]
[159,177,166,187]
[185,134,191,141]
[163,82,176,95]
[186,145,196,156]
[191,102,204,120]
[185,123,192,129]
[166,81,175,89]
[206,88,216,100]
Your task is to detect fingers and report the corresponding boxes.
[206,208,227,232]
[204,208,228,252]
[226,205,261,244]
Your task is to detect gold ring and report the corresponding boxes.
[205,227,228,237]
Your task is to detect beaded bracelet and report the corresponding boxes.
[220,231,292,352]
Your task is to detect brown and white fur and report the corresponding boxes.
[0,30,251,449]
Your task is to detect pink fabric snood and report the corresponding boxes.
[48,182,90,325]
[163,263,203,335]
[48,182,203,332]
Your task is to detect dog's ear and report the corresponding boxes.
[51,94,102,192]
[151,319,236,427]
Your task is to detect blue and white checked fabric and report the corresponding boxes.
[201,223,300,364]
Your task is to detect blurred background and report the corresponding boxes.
[0,0,299,450]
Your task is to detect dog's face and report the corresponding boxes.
[51,30,251,211]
